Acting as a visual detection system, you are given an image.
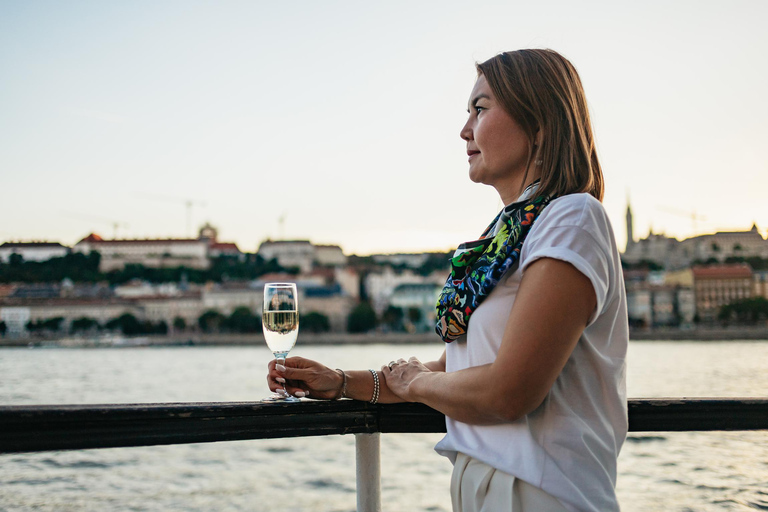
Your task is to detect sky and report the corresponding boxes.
[1,0,767,256]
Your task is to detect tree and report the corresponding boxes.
[198,309,226,333]
[44,317,65,331]
[27,317,65,334]
[106,313,142,335]
[226,307,261,333]
[718,297,768,325]
[173,316,187,332]
[154,320,168,335]
[302,311,330,333]
[71,317,99,333]
[382,305,404,331]
[347,301,377,333]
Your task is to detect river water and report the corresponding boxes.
[1,341,767,511]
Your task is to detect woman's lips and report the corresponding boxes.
[467,150,480,161]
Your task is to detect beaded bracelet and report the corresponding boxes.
[333,369,347,400]
[368,369,380,404]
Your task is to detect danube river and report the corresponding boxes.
[1,341,767,511]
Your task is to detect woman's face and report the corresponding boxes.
[460,75,537,204]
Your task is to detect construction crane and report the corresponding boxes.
[656,206,707,235]
[63,212,129,239]
[135,193,207,237]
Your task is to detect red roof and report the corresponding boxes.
[77,233,200,245]
[692,264,752,279]
[210,242,240,252]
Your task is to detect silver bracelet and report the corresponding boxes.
[333,369,347,400]
[368,369,380,404]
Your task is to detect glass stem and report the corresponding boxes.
[277,356,289,397]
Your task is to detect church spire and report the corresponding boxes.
[625,194,634,253]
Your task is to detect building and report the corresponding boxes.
[198,223,242,259]
[624,267,696,328]
[0,306,31,338]
[371,253,431,269]
[389,282,442,332]
[692,264,753,322]
[314,245,347,267]
[755,270,768,300]
[0,298,139,337]
[256,240,347,273]
[679,225,768,263]
[138,292,204,330]
[623,201,767,269]
[0,242,69,263]
[74,233,210,272]
[257,240,315,273]
[71,223,241,272]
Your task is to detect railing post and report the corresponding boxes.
[355,432,381,512]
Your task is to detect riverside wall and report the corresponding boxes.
[2,328,768,347]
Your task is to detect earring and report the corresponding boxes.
[535,159,543,166]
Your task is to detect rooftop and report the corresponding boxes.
[692,264,753,279]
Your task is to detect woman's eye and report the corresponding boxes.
[474,106,485,114]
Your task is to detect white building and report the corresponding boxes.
[114,280,182,298]
[0,299,138,335]
[389,283,442,332]
[364,267,445,315]
[315,245,347,266]
[371,253,431,269]
[139,293,204,329]
[257,240,315,273]
[0,242,69,263]
[74,233,209,272]
[202,285,262,316]
[0,306,31,338]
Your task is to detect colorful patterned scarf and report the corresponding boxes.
[435,191,553,342]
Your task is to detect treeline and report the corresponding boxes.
[623,256,768,271]
[0,252,290,284]
[347,251,453,277]
[718,297,768,325]
[13,302,429,338]
[346,302,424,333]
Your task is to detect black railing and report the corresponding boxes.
[2,398,767,453]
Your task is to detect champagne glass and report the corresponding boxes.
[262,283,300,402]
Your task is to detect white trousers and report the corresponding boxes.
[451,453,569,512]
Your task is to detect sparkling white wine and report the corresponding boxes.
[262,310,299,356]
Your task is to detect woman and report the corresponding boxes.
[267,49,628,512]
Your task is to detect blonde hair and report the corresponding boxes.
[476,49,604,201]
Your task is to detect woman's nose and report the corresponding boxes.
[460,119,472,141]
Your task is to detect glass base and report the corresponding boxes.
[262,390,301,403]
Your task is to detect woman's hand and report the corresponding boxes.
[267,356,343,400]
[381,356,432,402]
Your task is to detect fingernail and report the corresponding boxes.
[276,377,286,383]
[294,391,306,398]
[276,364,286,372]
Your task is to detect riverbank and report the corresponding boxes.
[2,327,768,348]
[0,332,442,348]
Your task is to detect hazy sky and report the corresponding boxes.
[1,1,766,255]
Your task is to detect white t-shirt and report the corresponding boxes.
[434,192,628,512]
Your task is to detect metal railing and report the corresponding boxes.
[2,399,767,511]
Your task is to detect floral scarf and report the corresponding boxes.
[435,188,553,342]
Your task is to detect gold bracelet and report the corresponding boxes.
[333,369,347,400]
[368,369,380,404]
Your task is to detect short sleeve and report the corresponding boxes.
[520,194,615,325]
